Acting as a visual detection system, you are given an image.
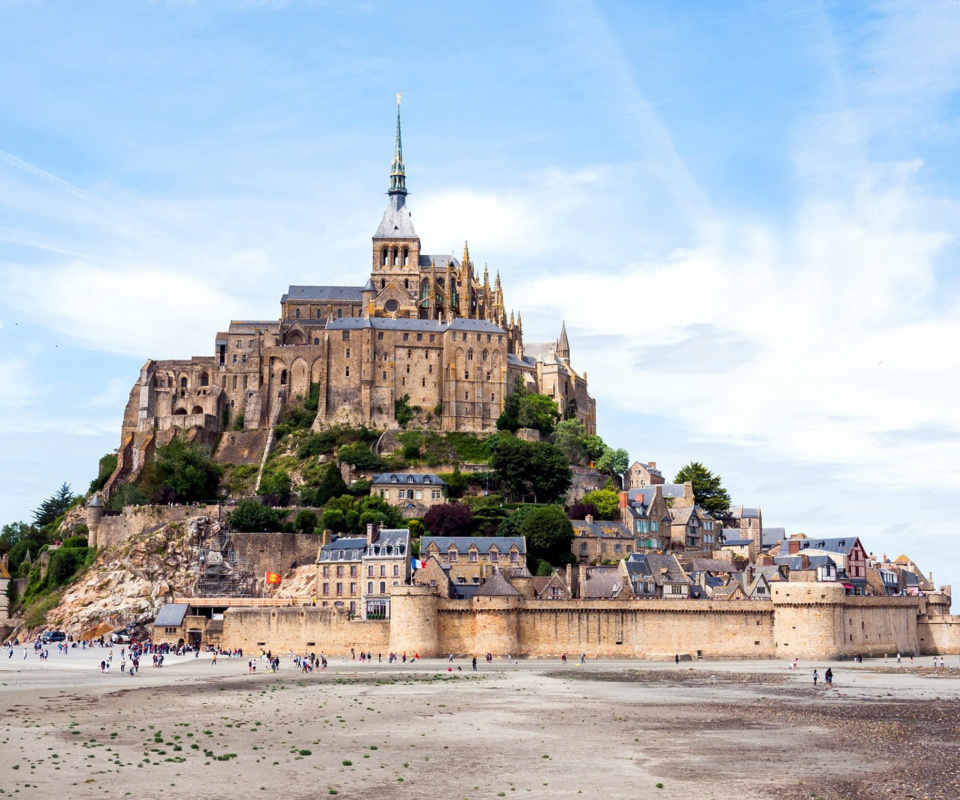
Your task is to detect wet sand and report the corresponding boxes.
[1,651,958,799]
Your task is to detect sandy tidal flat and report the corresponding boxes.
[1,650,960,799]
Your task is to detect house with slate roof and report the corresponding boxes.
[571,516,636,564]
[621,486,672,550]
[419,536,526,587]
[624,461,665,489]
[668,505,722,552]
[371,472,447,518]
[619,553,691,599]
[317,526,411,618]
[724,505,763,551]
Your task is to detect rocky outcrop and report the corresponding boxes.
[40,516,232,639]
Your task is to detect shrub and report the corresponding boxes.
[394,394,415,428]
[105,482,150,511]
[24,592,61,629]
[299,431,338,459]
[62,535,89,549]
[88,454,118,494]
[46,547,89,588]
[338,443,383,471]
[260,471,292,507]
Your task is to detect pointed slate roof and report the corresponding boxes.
[476,569,521,597]
[374,193,418,239]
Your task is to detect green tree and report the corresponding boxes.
[32,483,75,527]
[300,464,348,507]
[674,461,731,514]
[496,378,527,432]
[596,446,629,478]
[141,439,222,504]
[394,394,416,428]
[228,500,285,532]
[517,393,561,436]
[0,521,39,554]
[552,419,589,465]
[490,435,572,503]
[294,509,318,533]
[583,435,607,463]
[497,504,537,539]
[320,508,348,533]
[519,505,575,568]
[580,486,620,520]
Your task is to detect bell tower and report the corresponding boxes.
[371,94,421,317]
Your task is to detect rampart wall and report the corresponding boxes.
[222,606,390,653]
[214,583,948,659]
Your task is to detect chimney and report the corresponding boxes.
[800,554,809,570]
[649,461,656,469]
[788,538,802,555]
[565,563,572,593]
[366,523,375,547]
[578,564,587,598]
[585,514,594,525]
[320,529,332,547]
[619,492,628,509]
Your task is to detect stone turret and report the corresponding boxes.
[86,495,104,549]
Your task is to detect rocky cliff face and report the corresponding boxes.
[41,515,235,639]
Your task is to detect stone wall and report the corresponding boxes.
[230,532,320,577]
[96,505,224,551]
[222,605,390,653]
[918,615,960,655]
[213,582,952,659]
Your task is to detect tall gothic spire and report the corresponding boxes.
[557,320,570,360]
[389,93,407,196]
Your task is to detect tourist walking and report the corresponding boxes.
[825,668,833,686]
[813,669,819,686]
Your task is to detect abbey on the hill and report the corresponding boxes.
[114,101,595,466]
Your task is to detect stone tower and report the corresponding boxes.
[370,95,421,316]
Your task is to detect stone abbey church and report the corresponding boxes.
[110,103,595,488]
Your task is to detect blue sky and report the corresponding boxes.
[2,0,959,585]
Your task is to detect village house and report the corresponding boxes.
[724,505,763,549]
[782,536,868,595]
[317,526,411,618]
[370,472,447,518]
[621,487,671,549]
[419,535,526,586]
[571,516,635,564]
[668,505,722,552]
[620,553,692,599]
[624,460,665,489]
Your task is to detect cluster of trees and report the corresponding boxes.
[0,483,93,618]
[228,491,404,535]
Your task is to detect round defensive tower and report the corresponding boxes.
[85,495,104,549]
[389,584,440,657]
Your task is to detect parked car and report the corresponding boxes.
[40,631,66,643]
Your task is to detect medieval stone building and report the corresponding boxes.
[107,102,595,493]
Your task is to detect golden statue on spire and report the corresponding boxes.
[396,92,402,105]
